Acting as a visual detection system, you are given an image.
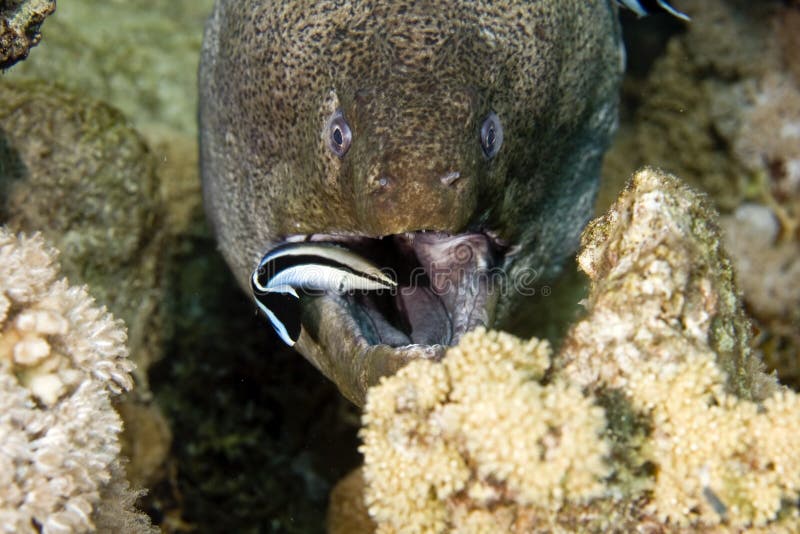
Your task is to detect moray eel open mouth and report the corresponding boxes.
[306,231,504,345]
[264,230,507,402]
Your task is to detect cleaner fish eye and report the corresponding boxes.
[616,0,690,21]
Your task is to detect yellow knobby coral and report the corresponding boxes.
[360,328,610,534]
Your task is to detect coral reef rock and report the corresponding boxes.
[560,167,773,401]
[0,79,167,394]
[342,168,800,533]
[720,204,800,388]
[4,0,214,136]
[0,78,174,504]
[0,227,155,533]
[604,0,787,211]
[602,0,800,384]
[0,0,55,69]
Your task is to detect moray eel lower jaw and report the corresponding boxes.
[285,230,504,405]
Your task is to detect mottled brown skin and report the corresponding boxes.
[200,0,624,404]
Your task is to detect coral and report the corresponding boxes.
[0,79,167,394]
[0,0,54,69]
[0,78,180,522]
[776,4,800,87]
[359,328,609,533]
[0,227,155,533]
[328,468,376,534]
[601,0,800,397]
[349,168,800,532]
[608,0,773,209]
[117,401,173,490]
[561,168,773,401]
[559,168,792,528]
[601,0,797,212]
[732,74,800,239]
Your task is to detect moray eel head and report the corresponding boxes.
[200,1,624,405]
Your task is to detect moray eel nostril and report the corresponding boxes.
[199,0,625,405]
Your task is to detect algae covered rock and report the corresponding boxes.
[340,169,800,533]
[561,167,773,400]
[0,0,55,69]
[600,0,800,399]
[4,0,213,136]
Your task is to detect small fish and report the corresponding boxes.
[616,0,690,21]
[251,242,396,346]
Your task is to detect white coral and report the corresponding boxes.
[0,228,154,534]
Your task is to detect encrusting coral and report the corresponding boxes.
[337,168,800,533]
[558,167,790,528]
[0,227,155,533]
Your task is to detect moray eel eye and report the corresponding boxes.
[480,112,503,159]
[328,111,352,157]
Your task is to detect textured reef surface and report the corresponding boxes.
[0,228,155,533]
[334,168,799,533]
[603,0,800,388]
[0,0,54,69]
[1,0,799,532]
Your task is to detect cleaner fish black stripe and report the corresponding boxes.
[251,242,395,346]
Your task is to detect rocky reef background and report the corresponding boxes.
[1,0,799,532]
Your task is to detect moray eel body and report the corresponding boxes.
[200,1,624,405]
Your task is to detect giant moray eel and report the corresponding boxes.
[199,1,624,405]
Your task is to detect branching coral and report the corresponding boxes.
[0,227,155,533]
[340,168,800,533]
[359,329,609,533]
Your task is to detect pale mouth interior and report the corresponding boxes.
[297,231,503,348]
